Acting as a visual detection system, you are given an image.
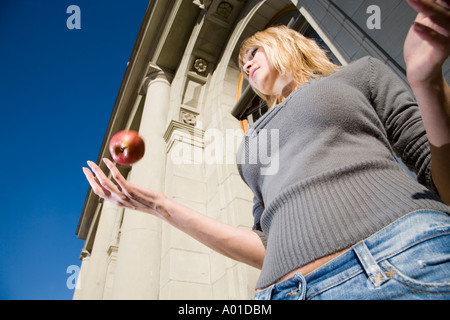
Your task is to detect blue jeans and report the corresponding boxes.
[254,210,450,300]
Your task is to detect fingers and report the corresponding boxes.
[407,0,449,16]
[83,160,124,202]
[407,0,450,32]
[102,158,141,201]
[102,158,161,209]
[82,166,112,199]
[102,158,129,192]
[82,159,159,214]
[87,160,121,194]
[413,20,449,43]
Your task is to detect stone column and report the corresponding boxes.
[74,201,121,299]
[72,249,89,299]
[111,65,172,299]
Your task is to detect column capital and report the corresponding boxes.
[140,63,173,95]
[79,248,90,260]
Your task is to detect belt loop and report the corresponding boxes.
[353,241,388,288]
[285,273,307,300]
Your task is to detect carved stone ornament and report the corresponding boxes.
[216,1,233,19]
[180,110,197,126]
[193,58,208,74]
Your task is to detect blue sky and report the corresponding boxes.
[0,0,149,299]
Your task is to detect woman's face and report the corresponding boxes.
[242,46,293,98]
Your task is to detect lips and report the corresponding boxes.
[250,67,259,80]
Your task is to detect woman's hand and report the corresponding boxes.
[404,0,450,204]
[83,158,169,220]
[404,0,450,86]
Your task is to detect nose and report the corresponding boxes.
[243,60,253,75]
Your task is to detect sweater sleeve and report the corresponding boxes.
[367,57,437,194]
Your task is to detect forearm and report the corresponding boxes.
[160,196,266,269]
[84,158,266,268]
[410,75,450,203]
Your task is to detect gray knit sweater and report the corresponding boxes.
[237,56,449,289]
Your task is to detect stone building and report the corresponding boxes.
[74,0,449,300]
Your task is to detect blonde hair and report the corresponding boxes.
[239,25,341,108]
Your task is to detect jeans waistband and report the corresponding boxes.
[358,209,449,262]
[305,209,450,287]
[254,210,450,300]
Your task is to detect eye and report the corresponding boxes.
[250,47,258,57]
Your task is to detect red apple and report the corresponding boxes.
[109,130,145,166]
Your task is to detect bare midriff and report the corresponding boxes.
[257,247,350,291]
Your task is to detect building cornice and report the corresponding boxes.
[77,0,200,240]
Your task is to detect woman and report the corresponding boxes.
[83,0,450,299]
